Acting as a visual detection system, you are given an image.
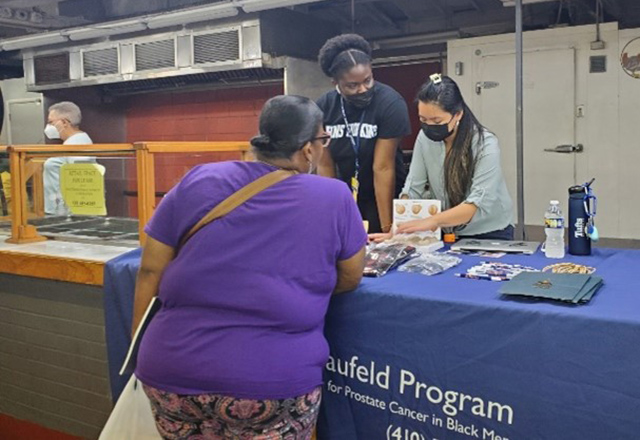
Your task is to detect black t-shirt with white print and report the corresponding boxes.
[317,81,411,230]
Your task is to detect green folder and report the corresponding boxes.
[572,276,603,304]
[499,272,602,304]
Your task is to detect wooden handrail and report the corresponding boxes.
[5,150,46,244]
[7,144,136,153]
[7,144,136,158]
[5,142,252,245]
[5,144,134,244]
[133,141,250,154]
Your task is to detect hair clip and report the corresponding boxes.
[430,73,443,84]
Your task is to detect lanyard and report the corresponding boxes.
[340,97,366,201]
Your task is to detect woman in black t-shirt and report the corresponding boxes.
[316,34,411,234]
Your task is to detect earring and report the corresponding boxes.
[307,160,313,174]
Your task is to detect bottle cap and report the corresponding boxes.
[444,233,456,244]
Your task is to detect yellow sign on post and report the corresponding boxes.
[0,171,11,213]
[1,171,10,197]
[60,163,107,216]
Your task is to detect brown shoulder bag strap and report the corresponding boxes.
[178,169,295,250]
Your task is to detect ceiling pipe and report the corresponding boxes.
[371,31,461,50]
[0,0,326,51]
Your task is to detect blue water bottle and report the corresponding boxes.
[568,179,598,256]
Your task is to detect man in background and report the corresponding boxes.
[43,101,95,215]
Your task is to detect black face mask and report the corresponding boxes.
[421,117,455,142]
[344,85,376,109]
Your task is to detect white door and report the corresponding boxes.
[7,98,45,144]
[475,48,577,226]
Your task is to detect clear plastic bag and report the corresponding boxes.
[364,243,417,277]
[398,253,462,276]
[98,374,162,440]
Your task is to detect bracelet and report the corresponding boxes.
[381,224,393,233]
[542,263,596,274]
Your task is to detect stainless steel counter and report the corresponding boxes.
[0,215,139,247]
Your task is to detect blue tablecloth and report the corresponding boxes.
[103,248,640,439]
[103,247,141,402]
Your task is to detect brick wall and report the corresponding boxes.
[374,62,442,150]
[126,85,283,143]
[121,84,283,216]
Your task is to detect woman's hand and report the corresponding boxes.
[396,217,439,234]
[368,232,393,243]
[369,214,440,242]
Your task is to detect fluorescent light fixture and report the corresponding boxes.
[1,33,67,51]
[146,2,239,29]
[500,0,557,6]
[239,0,324,13]
[372,31,460,51]
[64,20,148,41]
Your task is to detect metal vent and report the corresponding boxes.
[99,68,283,95]
[83,47,118,77]
[590,56,607,73]
[135,39,175,71]
[194,30,240,65]
[34,53,69,85]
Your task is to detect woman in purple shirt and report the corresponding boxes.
[132,95,367,439]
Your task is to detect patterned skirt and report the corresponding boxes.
[142,383,321,440]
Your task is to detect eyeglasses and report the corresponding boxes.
[312,134,332,148]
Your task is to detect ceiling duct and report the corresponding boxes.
[193,30,240,65]
[3,33,67,51]
[20,10,338,94]
[145,2,239,29]
[33,52,69,85]
[372,31,461,50]
[82,47,119,77]
[134,38,176,71]
[0,1,326,50]
[499,0,558,6]
[63,19,148,41]
[99,68,284,96]
[239,0,324,13]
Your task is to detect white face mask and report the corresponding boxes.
[44,124,60,140]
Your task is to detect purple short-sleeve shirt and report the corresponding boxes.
[136,161,367,399]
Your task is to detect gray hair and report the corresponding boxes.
[48,101,82,127]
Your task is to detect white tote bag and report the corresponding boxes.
[99,374,163,440]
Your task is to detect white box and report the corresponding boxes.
[391,199,442,248]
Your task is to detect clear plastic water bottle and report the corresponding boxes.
[544,200,565,259]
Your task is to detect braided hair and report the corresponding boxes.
[318,34,372,79]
